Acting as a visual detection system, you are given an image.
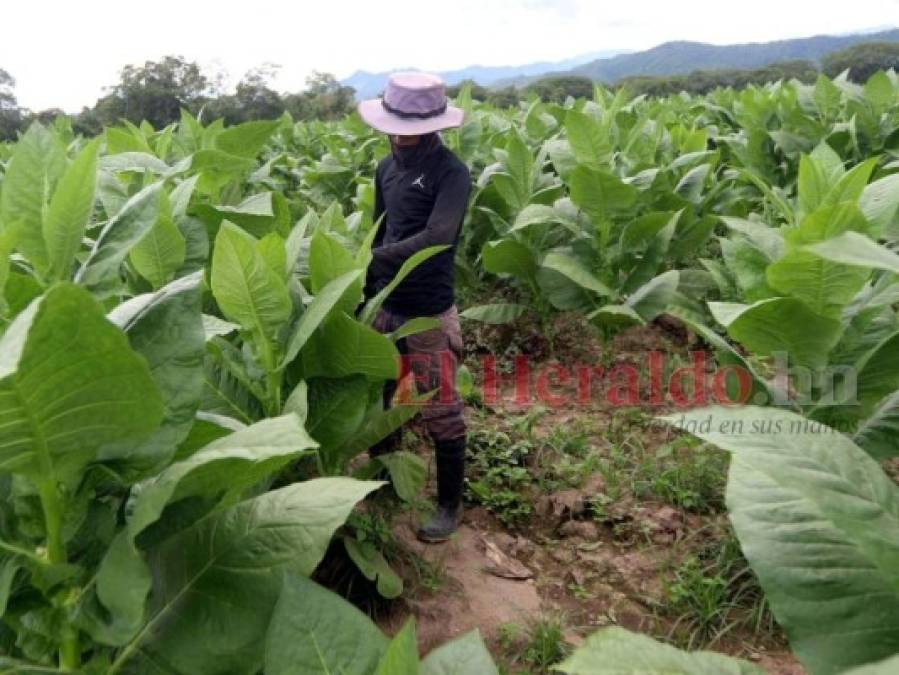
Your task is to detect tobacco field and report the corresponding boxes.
[1,69,899,674]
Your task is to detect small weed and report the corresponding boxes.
[661,526,776,648]
[348,510,394,551]
[568,583,592,601]
[508,405,549,438]
[496,615,571,674]
[404,550,446,594]
[523,615,570,672]
[497,622,522,653]
[596,443,634,501]
[632,438,728,513]
[465,425,535,526]
[545,424,591,457]
[663,555,730,644]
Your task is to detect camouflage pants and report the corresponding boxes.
[373,305,467,443]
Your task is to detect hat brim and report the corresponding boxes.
[358,98,465,135]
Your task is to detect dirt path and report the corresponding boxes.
[378,320,806,673]
[385,521,542,652]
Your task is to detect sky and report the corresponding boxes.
[2,0,898,112]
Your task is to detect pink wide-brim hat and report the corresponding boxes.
[358,71,464,135]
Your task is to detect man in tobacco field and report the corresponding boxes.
[358,72,471,542]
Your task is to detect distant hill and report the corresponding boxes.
[493,28,899,88]
[340,50,628,99]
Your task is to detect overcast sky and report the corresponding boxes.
[3,0,898,112]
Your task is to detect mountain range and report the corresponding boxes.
[341,49,628,99]
[342,27,899,97]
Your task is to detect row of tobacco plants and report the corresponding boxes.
[1,67,899,673]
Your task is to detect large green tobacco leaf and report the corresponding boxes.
[371,450,426,503]
[709,298,842,370]
[842,654,899,675]
[211,221,292,350]
[280,270,362,367]
[375,619,419,675]
[667,406,899,675]
[863,71,894,110]
[854,391,899,459]
[121,478,382,675]
[99,151,170,175]
[305,376,369,466]
[859,174,899,238]
[0,228,16,318]
[627,270,679,322]
[214,119,281,158]
[360,244,450,324]
[129,205,187,289]
[103,273,205,474]
[622,211,681,252]
[852,332,899,413]
[0,123,66,275]
[767,204,874,317]
[196,192,281,239]
[492,130,534,211]
[344,537,403,598]
[201,352,261,425]
[43,139,100,282]
[334,398,424,472]
[459,303,528,324]
[803,231,899,276]
[568,165,637,221]
[308,229,362,316]
[674,163,711,203]
[128,414,318,538]
[482,239,537,281]
[820,159,877,209]
[721,237,776,303]
[767,249,870,318]
[264,573,388,675]
[541,250,612,297]
[565,109,610,169]
[555,626,763,674]
[0,284,163,484]
[720,217,785,260]
[420,630,498,675]
[88,414,317,647]
[797,153,831,216]
[77,181,163,290]
[302,312,399,380]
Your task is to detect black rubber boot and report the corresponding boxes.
[417,438,465,543]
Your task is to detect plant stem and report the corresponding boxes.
[37,480,65,566]
[38,480,80,669]
[267,370,282,416]
[59,625,80,671]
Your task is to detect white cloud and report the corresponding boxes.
[1,0,896,112]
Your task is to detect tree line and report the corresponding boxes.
[2,41,897,141]
[0,56,356,141]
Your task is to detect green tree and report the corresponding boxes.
[487,85,523,108]
[92,55,211,128]
[821,41,899,82]
[527,75,594,103]
[617,60,818,97]
[446,79,490,101]
[284,71,355,121]
[0,67,23,141]
[205,63,286,124]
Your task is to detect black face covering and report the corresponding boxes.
[390,132,441,169]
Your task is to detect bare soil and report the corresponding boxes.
[375,318,806,674]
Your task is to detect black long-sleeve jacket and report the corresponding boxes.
[366,139,471,317]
